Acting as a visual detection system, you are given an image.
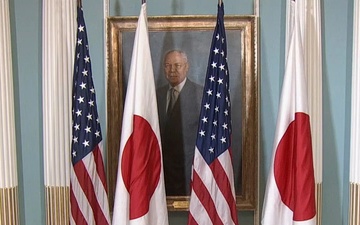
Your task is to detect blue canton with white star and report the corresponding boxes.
[196,4,231,165]
[71,7,102,165]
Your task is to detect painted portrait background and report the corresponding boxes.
[106,15,258,211]
[121,30,243,194]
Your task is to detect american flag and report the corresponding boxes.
[70,6,110,225]
[188,3,239,225]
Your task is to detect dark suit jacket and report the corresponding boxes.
[156,79,203,196]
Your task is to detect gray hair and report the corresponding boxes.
[163,49,188,63]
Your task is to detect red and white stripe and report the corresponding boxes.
[70,142,110,225]
[188,149,238,225]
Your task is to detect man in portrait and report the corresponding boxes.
[156,49,203,196]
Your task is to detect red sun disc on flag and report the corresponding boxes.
[121,115,161,219]
[274,112,316,221]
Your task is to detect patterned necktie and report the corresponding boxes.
[167,88,176,116]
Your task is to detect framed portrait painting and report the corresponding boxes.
[106,15,259,212]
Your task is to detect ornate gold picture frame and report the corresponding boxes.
[106,15,259,212]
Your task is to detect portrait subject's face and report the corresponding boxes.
[164,51,189,87]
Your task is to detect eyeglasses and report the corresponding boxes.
[164,63,185,70]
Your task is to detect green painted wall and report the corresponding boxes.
[9,0,352,224]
